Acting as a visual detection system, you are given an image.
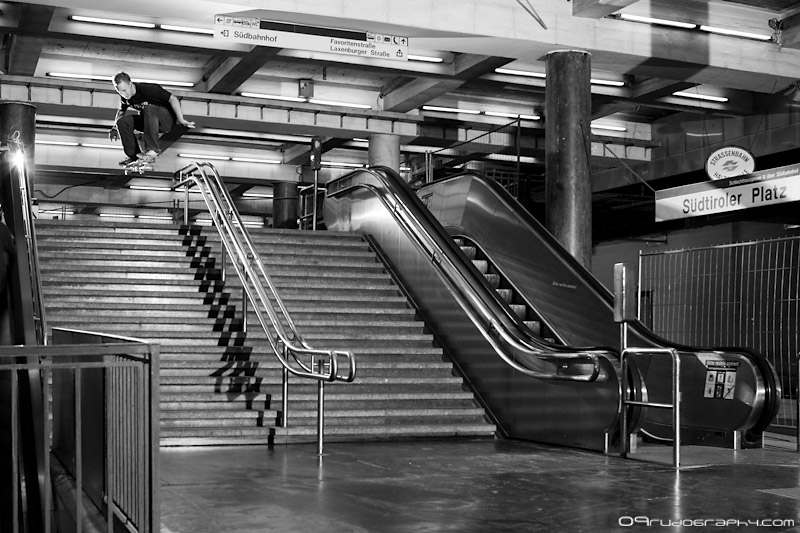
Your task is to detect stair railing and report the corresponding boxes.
[173,162,355,453]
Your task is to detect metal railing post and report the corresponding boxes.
[620,348,681,469]
[312,168,320,231]
[316,357,326,456]
[281,365,289,428]
[241,284,248,333]
[183,187,189,224]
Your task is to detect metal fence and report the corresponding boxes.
[639,236,800,428]
[0,328,159,533]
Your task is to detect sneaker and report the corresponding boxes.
[118,156,138,166]
[137,149,159,161]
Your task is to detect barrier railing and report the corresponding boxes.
[620,347,682,469]
[0,327,159,533]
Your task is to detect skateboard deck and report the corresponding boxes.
[121,123,190,175]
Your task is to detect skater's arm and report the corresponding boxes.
[169,95,195,128]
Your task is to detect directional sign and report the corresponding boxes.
[214,15,408,61]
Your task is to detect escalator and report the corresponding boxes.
[324,167,779,451]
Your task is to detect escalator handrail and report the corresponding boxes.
[173,162,355,383]
[432,171,780,435]
[326,167,622,382]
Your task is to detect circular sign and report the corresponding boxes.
[705,146,755,181]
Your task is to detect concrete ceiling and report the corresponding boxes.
[2,0,800,223]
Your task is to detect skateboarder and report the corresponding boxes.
[108,72,195,166]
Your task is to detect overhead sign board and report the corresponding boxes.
[655,162,800,221]
[705,146,755,180]
[214,15,408,61]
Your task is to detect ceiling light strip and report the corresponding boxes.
[159,24,214,35]
[408,54,444,63]
[70,15,156,29]
[698,25,772,41]
[672,91,729,102]
[615,14,696,29]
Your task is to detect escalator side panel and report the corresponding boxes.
[422,176,620,348]
[325,173,619,451]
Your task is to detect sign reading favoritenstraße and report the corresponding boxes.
[655,163,800,221]
[214,15,408,61]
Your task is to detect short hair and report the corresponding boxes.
[113,72,131,85]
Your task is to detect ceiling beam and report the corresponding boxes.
[7,4,56,76]
[381,54,512,113]
[572,0,641,18]
[778,12,800,49]
[197,46,282,94]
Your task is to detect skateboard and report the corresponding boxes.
[121,123,190,175]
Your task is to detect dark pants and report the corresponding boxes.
[116,105,175,157]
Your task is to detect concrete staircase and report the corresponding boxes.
[36,220,495,446]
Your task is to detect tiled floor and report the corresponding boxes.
[159,439,800,533]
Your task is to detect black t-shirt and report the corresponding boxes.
[119,83,176,119]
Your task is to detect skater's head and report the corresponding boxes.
[113,72,135,99]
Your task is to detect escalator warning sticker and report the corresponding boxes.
[703,360,739,400]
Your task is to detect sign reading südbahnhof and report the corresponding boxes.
[655,163,800,221]
[214,14,409,61]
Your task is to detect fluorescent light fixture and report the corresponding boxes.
[673,91,729,102]
[138,215,174,220]
[699,25,772,41]
[35,140,79,146]
[41,209,75,215]
[70,15,156,29]
[129,185,172,191]
[159,24,214,35]
[484,111,540,120]
[408,54,443,63]
[685,132,724,137]
[178,153,230,161]
[241,192,274,198]
[308,99,372,109]
[495,68,546,78]
[591,78,625,87]
[134,78,194,87]
[240,92,306,102]
[422,105,480,115]
[99,213,136,218]
[353,138,369,142]
[616,14,696,29]
[46,72,193,87]
[321,161,365,168]
[81,143,123,150]
[591,123,627,132]
[230,157,282,164]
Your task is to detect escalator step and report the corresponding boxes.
[459,246,477,260]
[483,274,500,287]
[472,260,489,274]
[524,321,541,336]
[509,304,527,318]
[496,289,512,302]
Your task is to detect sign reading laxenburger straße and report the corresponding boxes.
[655,163,800,221]
[214,14,408,61]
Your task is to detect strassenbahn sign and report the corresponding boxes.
[655,162,800,221]
[214,15,409,61]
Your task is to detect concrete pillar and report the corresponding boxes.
[273,181,299,229]
[368,134,401,171]
[544,50,593,269]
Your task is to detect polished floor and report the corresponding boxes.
[159,439,800,533]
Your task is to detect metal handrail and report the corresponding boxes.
[173,162,356,385]
[327,169,615,382]
[620,347,681,468]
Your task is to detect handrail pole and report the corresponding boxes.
[241,280,248,333]
[183,186,189,225]
[282,365,289,428]
[312,168,319,230]
[673,350,681,468]
[316,357,326,455]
